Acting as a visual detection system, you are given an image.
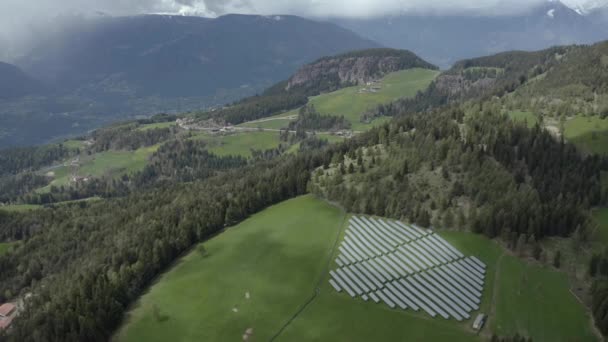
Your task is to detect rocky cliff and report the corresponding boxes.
[285,48,437,93]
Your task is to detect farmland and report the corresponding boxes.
[239,68,439,131]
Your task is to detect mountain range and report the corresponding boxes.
[0,14,378,147]
[333,0,608,68]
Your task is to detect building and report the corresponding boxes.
[0,303,16,331]
[0,303,15,318]
[472,313,486,331]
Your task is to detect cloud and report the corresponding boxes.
[0,0,596,60]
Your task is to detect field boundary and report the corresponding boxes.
[268,205,348,341]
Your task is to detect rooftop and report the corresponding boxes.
[0,303,16,317]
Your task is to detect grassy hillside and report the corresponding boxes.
[239,68,439,131]
[0,242,17,256]
[593,208,608,246]
[116,195,594,341]
[564,116,608,155]
[116,195,345,342]
[508,111,538,128]
[37,145,160,193]
[191,131,284,157]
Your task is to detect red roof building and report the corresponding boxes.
[0,303,15,318]
[0,316,13,330]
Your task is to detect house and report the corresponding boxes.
[472,313,486,331]
[0,303,15,318]
[0,303,16,331]
[0,316,12,330]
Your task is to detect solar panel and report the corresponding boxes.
[330,271,356,297]
[470,256,486,269]
[386,282,419,311]
[335,258,344,267]
[413,274,468,320]
[348,227,383,255]
[396,247,426,270]
[425,237,456,261]
[376,256,401,279]
[397,279,438,318]
[367,259,392,281]
[393,220,423,239]
[405,277,450,319]
[420,272,473,311]
[328,216,487,320]
[343,267,371,293]
[376,290,396,308]
[410,241,441,266]
[329,279,342,292]
[437,268,481,303]
[462,257,486,275]
[384,254,409,277]
[383,287,408,309]
[369,291,381,303]
[353,226,390,254]
[338,246,358,264]
[336,268,364,295]
[363,217,400,246]
[349,265,377,291]
[377,219,410,243]
[355,263,384,288]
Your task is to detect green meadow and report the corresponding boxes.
[0,241,18,256]
[564,115,608,155]
[192,131,284,157]
[116,195,345,342]
[508,111,538,128]
[239,68,439,131]
[116,196,595,341]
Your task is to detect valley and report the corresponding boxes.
[1,29,608,342]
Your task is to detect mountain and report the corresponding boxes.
[0,62,43,100]
[0,14,379,148]
[196,48,436,125]
[333,1,608,68]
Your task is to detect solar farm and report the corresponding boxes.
[329,216,486,321]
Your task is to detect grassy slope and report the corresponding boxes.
[493,256,595,341]
[278,228,482,341]
[116,195,345,342]
[593,208,608,246]
[136,122,177,131]
[38,145,160,192]
[0,242,17,256]
[192,131,283,157]
[508,111,538,128]
[564,116,608,155]
[239,68,439,131]
[0,204,41,212]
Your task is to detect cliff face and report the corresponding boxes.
[285,48,437,92]
[287,56,406,90]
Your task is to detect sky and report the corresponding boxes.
[0,0,602,60]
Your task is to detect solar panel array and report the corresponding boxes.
[329,216,486,321]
